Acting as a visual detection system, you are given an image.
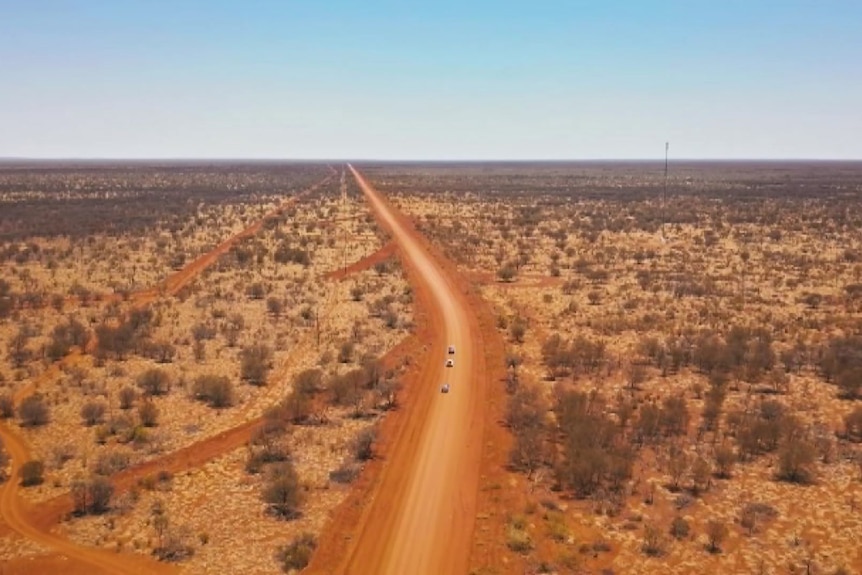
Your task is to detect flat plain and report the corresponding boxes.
[362,161,862,575]
[0,162,413,574]
[2,160,862,575]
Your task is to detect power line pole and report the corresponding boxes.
[661,142,669,242]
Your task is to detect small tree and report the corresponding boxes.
[193,375,234,408]
[88,476,114,514]
[137,368,171,396]
[20,460,45,486]
[642,523,666,556]
[714,443,736,479]
[263,461,304,519]
[845,406,862,442]
[691,456,712,494]
[266,297,284,318]
[777,434,817,484]
[19,394,49,427]
[0,393,14,419]
[0,440,9,481]
[352,426,377,462]
[119,386,137,410]
[338,341,354,364]
[138,400,159,427]
[706,520,728,553]
[509,316,527,344]
[497,263,517,282]
[670,516,690,540]
[241,344,273,386]
[81,401,107,426]
[276,533,317,572]
[71,479,88,514]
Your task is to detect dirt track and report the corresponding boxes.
[328,166,485,575]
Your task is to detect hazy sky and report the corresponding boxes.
[1,1,860,159]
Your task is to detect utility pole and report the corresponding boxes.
[662,141,669,242]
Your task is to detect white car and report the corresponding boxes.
[448,345,456,355]
[441,383,450,393]
[445,359,454,368]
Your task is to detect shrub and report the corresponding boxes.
[240,344,273,386]
[706,520,728,553]
[263,461,304,519]
[20,460,44,486]
[247,282,266,300]
[642,523,666,556]
[193,375,234,408]
[0,393,14,419]
[670,516,690,540]
[352,426,377,462]
[73,476,114,515]
[506,522,533,554]
[845,406,862,442]
[293,369,323,395]
[276,533,317,572]
[81,401,107,426]
[777,433,817,484]
[119,386,137,410]
[329,462,361,484]
[498,263,517,282]
[0,441,8,480]
[137,368,171,396]
[19,394,49,427]
[88,476,114,513]
[138,400,159,427]
[266,297,284,318]
[95,450,131,475]
[338,341,354,363]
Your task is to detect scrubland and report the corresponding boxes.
[365,161,862,575]
[0,162,413,574]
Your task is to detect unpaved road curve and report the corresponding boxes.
[338,166,484,575]
[0,419,173,575]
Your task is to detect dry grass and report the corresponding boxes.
[1,165,413,573]
[367,162,862,575]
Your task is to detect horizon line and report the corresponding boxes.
[2,157,862,163]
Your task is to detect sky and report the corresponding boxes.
[1,0,860,160]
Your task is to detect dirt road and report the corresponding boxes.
[0,418,174,575]
[336,166,485,575]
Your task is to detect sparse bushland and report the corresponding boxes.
[0,164,413,573]
[380,162,862,572]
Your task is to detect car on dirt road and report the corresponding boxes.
[441,383,450,393]
[445,359,454,367]
[448,345,455,354]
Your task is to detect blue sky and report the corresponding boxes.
[1,1,860,159]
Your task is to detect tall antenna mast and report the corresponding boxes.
[664,141,669,202]
[660,142,669,242]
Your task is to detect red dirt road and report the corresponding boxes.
[333,166,485,575]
